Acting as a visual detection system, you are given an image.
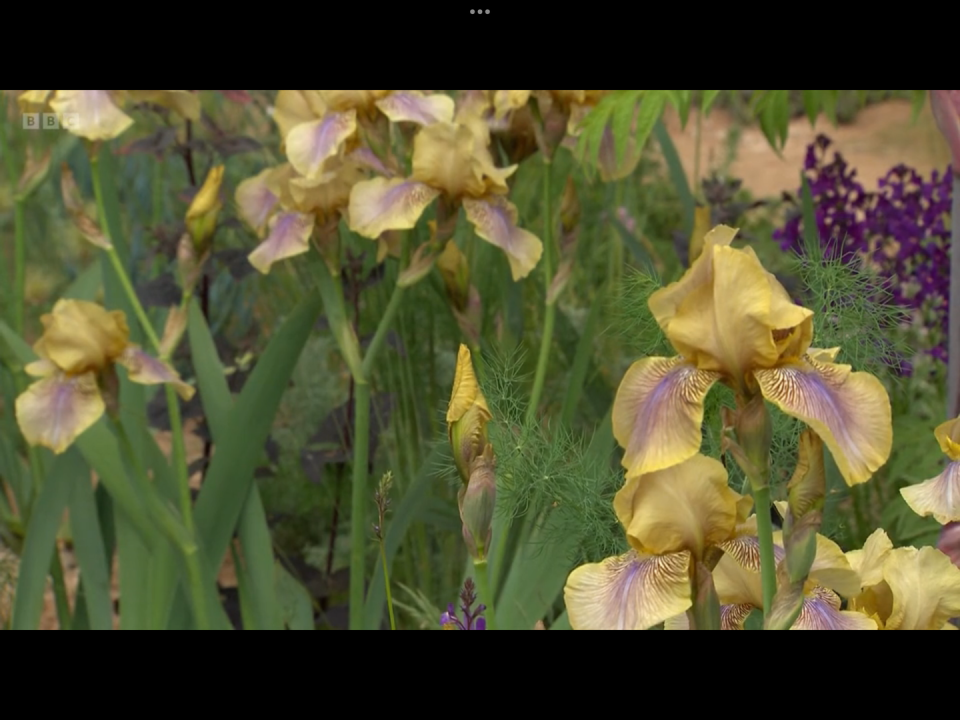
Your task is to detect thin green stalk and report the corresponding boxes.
[348,378,371,630]
[751,483,777,618]
[526,159,555,426]
[472,561,496,630]
[0,105,26,337]
[379,539,396,630]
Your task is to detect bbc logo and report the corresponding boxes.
[22,113,80,130]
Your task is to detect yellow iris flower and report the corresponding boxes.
[274,90,454,180]
[238,157,365,274]
[709,512,875,629]
[845,529,960,630]
[900,416,960,524]
[612,224,892,486]
[347,116,543,281]
[563,454,753,630]
[14,300,194,454]
[19,90,199,141]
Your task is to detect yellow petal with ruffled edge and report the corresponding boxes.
[347,177,439,239]
[273,91,324,141]
[900,461,960,525]
[665,244,813,380]
[754,355,892,486]
[612,356,720,479]
[492,90,531,119]
[713,535,785,608]
[285,111,358,180]
[116,346,194,401]
[564,550,692,630]
[882,546,960,630]
[15,372,105,454]
[791,586,878,630]
[376,92,455,126]
[648,225,737,337]
[614,454,741,557]
[411,122,486,198]
[846,528,893,590]
[49,90,133,141]
[934,417,960,461]
[247,212,315,274]
[235,167,280,236]
[19,90,52,111]
[462,196,542,281]
[773,530,861,598]
[34,299,130,375]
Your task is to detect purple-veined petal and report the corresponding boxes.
[347,177,439,239]
[15,371,105,454]
[285,111,357,179]
[792,586,877,630]
[116,345,195,400]
[463,195,542,281]
[248,211,315,274]
[376,91,455,126]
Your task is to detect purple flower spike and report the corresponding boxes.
[438,578,487,629]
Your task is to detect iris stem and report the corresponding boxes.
[379,538,396,630]
[0,103,26,338]
[347,238,410,630]
[526,158,555,426]
[751,483,777,620]
[472,561,496,630]
[90,149,210,629]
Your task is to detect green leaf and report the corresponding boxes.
[821,90,840,126]
[910,90,928,122]
[653,119,695,238]
[756,90,790,154]
[611,90,645,169]
[62,262,102,301]
[633,91,667,160]
[275,561,315,630]
[560,287,605,427]
[11,449,80,629]
[314,250,364,380]
[68,468,114,630]
[194,290,323,584]
[801,90,821,126]
[666,90,692,129]
[701,90,721,115]
[551,610,571,630]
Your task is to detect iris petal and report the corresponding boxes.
[792,586,878,630]
[15,372,105,454]
[773,530,861,598]
[614,454,742,557]
[612,356,720,479]
[116,346,195,401]
[900,461,960,525]
[714,535,785,608]
[247,211,315,274]
[347,177,439,239]
[845,528,893,589]
[462,196,543,281]
[564,550,692,630]
[720,603,754,630]
[754,356,892,486]
[49,90,133,141]
[882,546,960,630]
[376,91,455,126]
[285,111,358,179]
[235,167,279,235]
[934,417,960,461]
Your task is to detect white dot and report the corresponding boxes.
[485,8,490,12]
[470,8,475,12]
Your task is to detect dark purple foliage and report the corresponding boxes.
[774,134,953,364]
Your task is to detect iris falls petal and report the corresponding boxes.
[347,178,439,239]
[15,372,105,454]
[248,211,315,274]
[900,461,960,525]
[462,196,543,281]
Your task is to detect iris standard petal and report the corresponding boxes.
[612,356,720,479]
[900,461,960,525]
[614,454,741,557]
[791,586,878,630]
[15,372,105,454]
[49,90,133,141]
[36,299,130,375]
[753,356,892,486]
[564,550,692,630]
[934,417,960,461]
[285,111,358,179]
[882,546,960,630]
[116,346,195,401]
[410,122,484,198]
[247,211,315,274]
[376,91,455,126]
[235,167,279,235]
[273,91,324,141]
[845,528,893,589]
[462,196,543,281]
[347,177,439,239]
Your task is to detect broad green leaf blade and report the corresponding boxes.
[667,90,692,130]
[314,258,363,379]
[114,511,152,630]
[187,299,232,437]
[611,90,644,167]
[801,90,820,126]
[701,90,721,115]
[633,91,667,158]
[62,262,102,301]
[551,610,571,630]
[11,449,79,630]
[276,561,314,630]
[194,290,323,582]
[69,470,113,630]
[821,89,839,126]
[653,120,695,237]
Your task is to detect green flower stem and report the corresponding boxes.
[472,560,497,630]
[526,158,555,426]
[379,538,396,630]
[751,482,777,619]
[348,378,371,630]
[0,104,25,337]
[90,150,210,629]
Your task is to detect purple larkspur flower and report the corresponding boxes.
[439,578,486,630]
[774,134,953,369]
